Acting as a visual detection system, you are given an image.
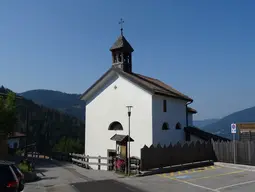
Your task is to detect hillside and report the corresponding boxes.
[203,106,255,139]
[193,119,219,128]
[20,90,85,120]
[0,86,84,154]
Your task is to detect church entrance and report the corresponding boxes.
[107,149,116,171]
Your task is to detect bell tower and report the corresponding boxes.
[110,19,134,73]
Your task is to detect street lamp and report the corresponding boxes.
[126,105,133,176]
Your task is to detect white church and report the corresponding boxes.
[80,27,199,170]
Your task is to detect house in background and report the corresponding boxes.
[80,27,199,170]
[237,122,255,141]
[8,132,26,149]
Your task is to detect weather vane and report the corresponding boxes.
[119,18,124,35]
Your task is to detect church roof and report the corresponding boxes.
[80,67,193,102]
[187,107,197,114]
[184,126,230,142]
[110,35,134,52]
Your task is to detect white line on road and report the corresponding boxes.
[166,176,219,192]
[216,180,255,190]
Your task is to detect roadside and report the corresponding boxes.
[23,158,255,192]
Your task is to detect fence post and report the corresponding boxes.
[87,155,89,169]
[98,156,101,170]
[248,141,251,165]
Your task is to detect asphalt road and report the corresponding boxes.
[72,180,146,192]
[23,158,255,192]
[120,165,255,192]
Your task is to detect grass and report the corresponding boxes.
[18,162,32,173]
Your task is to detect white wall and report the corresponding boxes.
[85,75,153,170]
[188,113,193,126]
[152,95,187,146]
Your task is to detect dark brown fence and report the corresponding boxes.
[212,140,255,165]
[140,141,215,171]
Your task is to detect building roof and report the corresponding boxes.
[8,132,26,139]
[237,122,255,132]
[80,67,193,102]
[184,126,230,142]
[187,107,197,114]
[110,35,134,52]
[110,134,134,143]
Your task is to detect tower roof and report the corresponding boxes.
[110,35,134,52]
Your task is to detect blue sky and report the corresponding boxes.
[0,0,255,120]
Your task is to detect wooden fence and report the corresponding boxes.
[212,140,255,165]
[140,141,215,171]
[70,153,141,173]
[70,153,113,170]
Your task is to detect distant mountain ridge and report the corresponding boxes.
[193,119,219,128]
[203,106,255,139]
[20,89,85,120]
[0,86,84,154]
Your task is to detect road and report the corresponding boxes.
[24,159,255,192]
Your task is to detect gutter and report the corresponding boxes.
[186,101,193,127]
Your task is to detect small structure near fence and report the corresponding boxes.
[140,141,215,171]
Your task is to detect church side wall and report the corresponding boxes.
[85,75,153,170]
[152,95,187,146]
[188,113,193,126]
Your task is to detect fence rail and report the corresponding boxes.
[69,153,113,170]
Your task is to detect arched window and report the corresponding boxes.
[176,122,181,129]
[162,122,169,130]
[108,121,123,131]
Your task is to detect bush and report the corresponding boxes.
[18,160,32,173]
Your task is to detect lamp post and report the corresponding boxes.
[126,106,133,176]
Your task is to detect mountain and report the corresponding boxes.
[20,90,85,120]
[203,106,255,139]
[0,86,84,154]
[193,119,219,128]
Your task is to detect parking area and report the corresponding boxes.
[121,165,255,192]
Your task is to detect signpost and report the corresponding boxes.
[231,123,237,164]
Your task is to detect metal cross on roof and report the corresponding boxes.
[119,18,124,36]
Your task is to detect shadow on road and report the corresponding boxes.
[72,179,147,192]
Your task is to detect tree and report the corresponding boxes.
[53,136,83,153]
[0,92,17,135]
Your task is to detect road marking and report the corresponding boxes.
[159,166,219,178]
[170,177,219,192]
[186,170,244,181]
[216,180,255,190]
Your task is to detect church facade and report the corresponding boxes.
[80,30,197,170]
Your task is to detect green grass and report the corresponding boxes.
[18,163,32,173]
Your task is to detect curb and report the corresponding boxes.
[215,162,255,171]
[137,160,214,177]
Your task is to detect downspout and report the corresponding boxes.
[186,101,193,127]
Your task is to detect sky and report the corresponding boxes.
[0,0,255,120]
